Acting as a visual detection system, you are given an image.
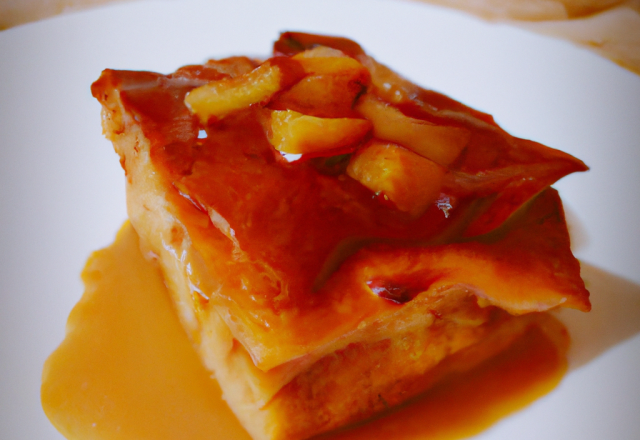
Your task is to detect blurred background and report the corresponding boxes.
[1,0,639,73]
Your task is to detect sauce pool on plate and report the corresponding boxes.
[41,222,569,440]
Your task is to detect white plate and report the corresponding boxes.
[1,0,639,438]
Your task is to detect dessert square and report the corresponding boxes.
[92,32,589,440]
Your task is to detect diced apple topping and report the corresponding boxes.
[292,46,348,59]
[358,54,500,131]
[347,140,446,218]
[293,49,359,72]
[183,44,463,217]
[270,50,370,118]
[357,55,420,104]
[203,56,258,78]
[274,32,366,58]
[172,57,257,82]
[267,109,371,155]
[356,94,470,167]
[185,58,303,124]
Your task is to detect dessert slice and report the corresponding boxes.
[92,32,589,440]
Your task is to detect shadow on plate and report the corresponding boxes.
[555,262,640,371]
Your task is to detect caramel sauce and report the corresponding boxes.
[41,223,251,440]
[42,223,568,440]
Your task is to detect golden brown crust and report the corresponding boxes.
[92,61,588,371]
[92,35,589,439]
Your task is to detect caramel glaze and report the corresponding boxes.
[91,73,585,299]
[41,222,569,440]
[90,34,589,362]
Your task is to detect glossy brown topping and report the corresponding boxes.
[92,33,589,368]
[91,32,588,305]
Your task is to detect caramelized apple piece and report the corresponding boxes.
[269,49,370,118]
[171,57,257,82]
[356,94,470,167]
[347,140,446,218]
[357,55,420,105]
[292,46,355,66]
[274,32,366,58]
[185,58,303,124]
[293,46,347,59]
[203,57,258,77]
[267,109,371,155]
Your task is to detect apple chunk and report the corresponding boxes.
[347,140,446,218]
[267,109,371,155]
[185,58,303,124]
[270,50,371,118]
[357,55,419,104]
[356,94,470,166]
